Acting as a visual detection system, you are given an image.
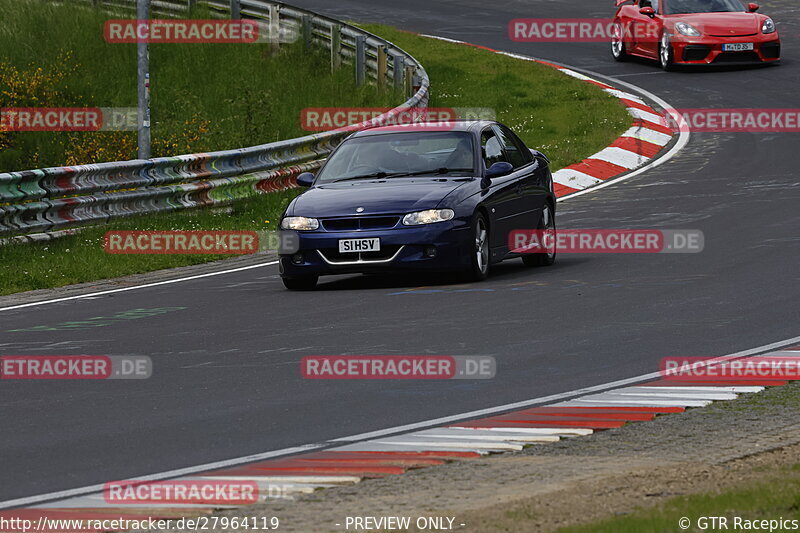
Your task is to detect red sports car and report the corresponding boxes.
[612,0,780,70]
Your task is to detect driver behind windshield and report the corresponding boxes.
[445,138,474,170]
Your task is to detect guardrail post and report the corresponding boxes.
[269,4,280,53]
[404,65,414,98]
[137,0,151,160]
[355,35,366,86]
[393,55,404,91]
[330,24,342,71]
[377,46,387,89]
[230,0,240,20]
[301,15,312,48]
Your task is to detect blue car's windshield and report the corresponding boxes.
[316,131,476,184]
[664,0,745,15]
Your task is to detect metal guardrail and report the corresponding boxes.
[0,0,429,236]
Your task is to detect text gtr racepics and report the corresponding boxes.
[612,0,780,70]
[278,121,556,290]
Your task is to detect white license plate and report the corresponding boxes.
[338,238,380,253]
[723,43,754,52]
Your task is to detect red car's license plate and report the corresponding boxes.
[723,43,754,52]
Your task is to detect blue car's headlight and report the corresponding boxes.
[402,209,455,226]
[280,216,319,231]
[762,18,776,34]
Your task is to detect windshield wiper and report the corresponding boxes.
[332,171,410,183]
[386,168,475,178]
[333,168,473,182]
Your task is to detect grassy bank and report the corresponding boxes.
[0,0,400,171]
[0,17,632,296]
[560,471,800,533]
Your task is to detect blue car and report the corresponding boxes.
[278,121,556,290]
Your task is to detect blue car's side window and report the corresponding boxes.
[481,130,507,168]
[494,125,533,169]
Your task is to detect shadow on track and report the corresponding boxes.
[312,257,593,291]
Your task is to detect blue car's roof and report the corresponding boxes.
[349,120,496,138]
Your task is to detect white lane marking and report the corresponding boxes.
[451,427,593,436]
[557,68,595,82]
[560,399,713,407]
[34,497,230,510]
[410,429,559,443]
[753,350,800,357]
[365,439,525,451]
[620,126,672,147]
[193,477,333,488]
[418,34,466,44]
[633,386,764,393]
[552,168,604,189]
[0,261,280,313]
[5,337,798,510]
[588,147,649,170]
[627,107,666,125]
[603,88,646,104]
[331,442,492,454]
[199,475,359,484]
[611,390,739,400]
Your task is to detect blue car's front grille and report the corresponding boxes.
[321,216,400,231]
[318,245,404,264]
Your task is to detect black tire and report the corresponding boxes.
[659,33,675,71]
[282,275,318,291]
[464,212,490,282]
[522,202,556,267]
[611,22,629,62]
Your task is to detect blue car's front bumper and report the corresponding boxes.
[279,221,471,278]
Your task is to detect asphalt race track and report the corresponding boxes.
[1,0,798,503]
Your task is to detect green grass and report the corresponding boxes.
[0,0,401,171]
[0,189,300,295]
[358,24,632,170]
[558,469,800,533]
[0,13,632,296]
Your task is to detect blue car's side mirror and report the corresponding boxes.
[484,162,514,180]
[296,172,315,187]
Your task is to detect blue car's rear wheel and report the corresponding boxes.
[465,213,490,281]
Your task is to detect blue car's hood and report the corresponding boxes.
[290,178,471,218]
